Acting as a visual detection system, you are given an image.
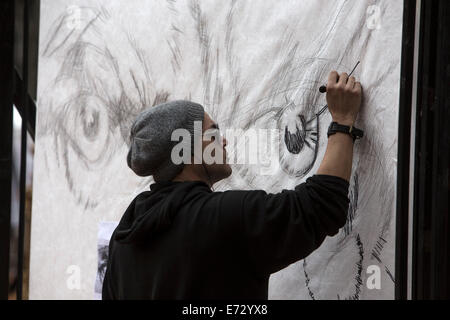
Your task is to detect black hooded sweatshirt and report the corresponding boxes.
[102,174,349,300]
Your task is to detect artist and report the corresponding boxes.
[102,71,363,299]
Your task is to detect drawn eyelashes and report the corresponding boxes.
[303,233,364,300]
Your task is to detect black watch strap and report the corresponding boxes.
[327,122,364,141]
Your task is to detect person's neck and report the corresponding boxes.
[172,164,213,188]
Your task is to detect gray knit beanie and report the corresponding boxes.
[127,100,205,181]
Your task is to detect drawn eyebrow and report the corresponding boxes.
[210,123,219,130]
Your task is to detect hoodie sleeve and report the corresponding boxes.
[102,267,115,300]
[239,174,349,276]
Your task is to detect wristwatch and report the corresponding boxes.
[327,122,364,142]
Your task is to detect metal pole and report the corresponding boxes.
[395,0,417,300]
[17,0,29,300]
[0,0,15,300]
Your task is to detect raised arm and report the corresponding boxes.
[317,71,362,181]
[237,71,362,275]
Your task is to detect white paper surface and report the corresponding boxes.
[30,0,402,299]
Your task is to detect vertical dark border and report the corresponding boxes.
[412,0,450,299]
[430,0,449,300]
[0,0,38,300]
[0,0,15,300]
[13,0,38,141]
[411,0,429,300]
[395,0,417,300]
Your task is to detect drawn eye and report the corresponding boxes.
[277,100,321,177]
[63,94,112,166]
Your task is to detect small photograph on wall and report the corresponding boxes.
[94,221,118,300]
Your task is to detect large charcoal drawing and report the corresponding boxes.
[30,0,402,299]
